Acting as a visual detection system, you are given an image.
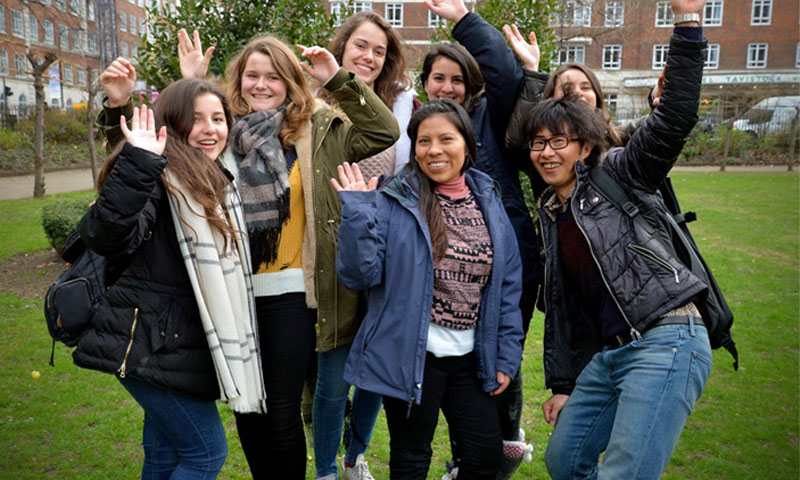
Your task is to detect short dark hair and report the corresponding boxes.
[525,97,608,167]
[420,44,484,114]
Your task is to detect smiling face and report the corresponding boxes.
[187,93,228,160]
[415,113,468,184]
[530,126,592,202]
[240,51,288,112]
[553,68,598,108]
[341,21,388,88]
[423,57,466,106]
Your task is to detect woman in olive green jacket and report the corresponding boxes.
[97,34,398,478]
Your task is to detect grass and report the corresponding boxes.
[0,172,798,479]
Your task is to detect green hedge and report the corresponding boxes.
[41,197,94,257]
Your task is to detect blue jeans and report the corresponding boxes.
[314,343,383,478]
[545,318,712,480]
[119,376,227,480]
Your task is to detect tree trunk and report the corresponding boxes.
[788,108,798,172]
[86,71,100,187]
[27,52,57,198]
[721,124,732,172]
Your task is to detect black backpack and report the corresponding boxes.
[44,232,110,365]
[589,167,739,370]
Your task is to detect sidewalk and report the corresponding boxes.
[0,168,95,200]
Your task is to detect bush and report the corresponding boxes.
[41,197,94,257]
[19,109,88,144]
[0,129,28,150]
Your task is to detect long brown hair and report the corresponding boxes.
[98,79,238,249]
[224,35,315,148]
[405,99,477,261]
[420,44,485,114]
[543,63,622,146]
[328,11,411,107]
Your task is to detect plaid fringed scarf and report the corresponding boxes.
[229,105,290,270]
[165,170,266,414]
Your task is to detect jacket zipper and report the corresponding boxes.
[627,244,680,283]
[537,214,549,316]
[571,195,642,340]
[117,307,139,378]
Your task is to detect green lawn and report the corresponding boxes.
[0,172,798,479]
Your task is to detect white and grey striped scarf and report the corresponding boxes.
[165,170,266,414]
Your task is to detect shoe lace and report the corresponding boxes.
[348,460,374,480]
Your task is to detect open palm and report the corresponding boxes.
[120,104,167,156]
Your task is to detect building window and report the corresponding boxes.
[15,53,28,77]
[604,93,618,113]
[353,2,371,12]
[11,10,24,38]
[28,15,39,42]
[0,6,5,34]
[120,12,127,32]
[429,11,445,28]
[77,68,86,86]
[602,45,621,69]
[138,0,144,7]
[72,28,82,51]
[121,41,129,58]
[746,43,768,68]
[652,44,669,69]
[59,25,69,50]
[704,44,720,69]
[0,50,8,75]
[87,1,96,21]
[56,0,66,12]
[129,15,136,35]
[88,32,97,53]
[64,63,73,84]
[69,0,80,16]
[604,1,624,27]
[796,43,800,68]
[558,1,592,26]
[131,44,138,60]
[557,45,586,64]
[655,2,674,27]
[140,19,146,36]
[751,0,772,25]
[386,3,403,27]
[703,0,723,26]
[43,20,54,44]
[41,0,52,5]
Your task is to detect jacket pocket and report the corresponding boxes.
[627,243,679,284]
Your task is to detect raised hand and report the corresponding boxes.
[671,0,707,15]
[503,24,540,71]
[423,0,469,24]
[331,162,378,192]
[296,45,340,85]
[120,104,167,156]
[177,28,214,79]
[100,57,135,108]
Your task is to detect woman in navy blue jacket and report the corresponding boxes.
[334,100,524,479]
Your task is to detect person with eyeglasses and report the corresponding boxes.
[524,1,713,478]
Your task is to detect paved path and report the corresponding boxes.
[0,165,796,201]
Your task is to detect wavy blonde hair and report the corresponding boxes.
[225,35,316,148]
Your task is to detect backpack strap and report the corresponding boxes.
[588,166,639,218]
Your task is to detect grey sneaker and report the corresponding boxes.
[342,453,375,480]
[317,476,336,480]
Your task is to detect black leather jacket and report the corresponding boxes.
[74,143,219,400]
[538,34,708,394]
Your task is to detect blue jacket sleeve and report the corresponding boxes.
[78,143,166,257]
[452,12,524,136]
[494,224,524,379]
[336,190,388,291]
[609,33,706,192]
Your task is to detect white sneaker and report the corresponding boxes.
[342,453,375,480]
[441,466,459,480]
[317,475,336,480]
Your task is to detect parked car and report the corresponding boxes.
[733,96,800,138]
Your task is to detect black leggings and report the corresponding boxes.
[234,293,316,479]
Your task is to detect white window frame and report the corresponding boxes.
[69,0,80,16]
[0,50,8,76]
[796,43,800,68]
[64,63,73,84]
[28,15,39,42]
[429,10,445,28]
[15,53,28,77]
[0,6,6,34]
[11,10,24,38]
[557,1,592,27]
[72,28,82,51]
[56,0,67,12]
[121,41,129,59]
[140,19,146,36]
[652,44,669,69]
[353,2,371,12]
[88,1,96,21]
[704,44,720,69]
[604,93,618,112]
[77,68,86,86]
[385,3,403,28]
[120,11,127,32]
[557,45,586,65]
[43,19,54,45]
[746,43,768,68]
[751,0,772,25]
[602,44,621,70]
[41,0,52,6]
[655,2,674,27]
[59,24,69,50]
[131,44,138,61]
[88,32,97,54]
[604,1,624,27]
[129,15,137,35]
[703,0,723,26]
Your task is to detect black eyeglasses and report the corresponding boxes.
[528,136,580,152]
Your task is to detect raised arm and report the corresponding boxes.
[96,57,136,153]
[177,28,214,79]
[336,187,389,292]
